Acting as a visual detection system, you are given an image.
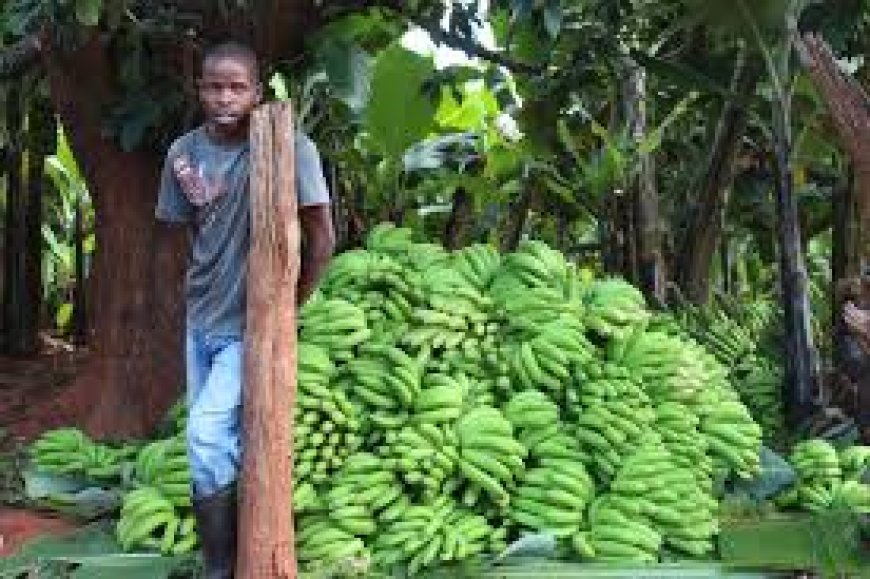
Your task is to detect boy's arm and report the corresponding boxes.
[155,141,194,225]
[295,134,335,304]
[298,204,335,304]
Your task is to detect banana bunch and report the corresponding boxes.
[504,390,584,465]
[365,224,452,274]
[777,442,870,514]
[292,481,321,513]
[839,445,870,481]
[381,422,459,497]
[135,436,190,507]
[341,343,422,411]
[698,398,762,480]
[679,303,755,368]
[324,453,405,521]
[654,402,713,485]
[790,439,842,488]
[497,287,583,334]
[509,461,594,538]
[574,399,652,483]
[793,479,870,513]
[456,406,526,507]
[403,282,498,353]
[452,243,502,290]
[300,298,372,362]
[621,332,706,406]
[372,496,503,574]
[732,355,784,442]
[606,442,718,558]
[294,382,362,485]
[490,240,570,298]
[30,428,124,479]
[509,317,594,398]
[365,222,417,254]
[116,486,197,555]
[296,516,369,571]
[583,495,662,563]
[583,278,649,341]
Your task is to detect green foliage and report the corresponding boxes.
[365,42,438,159]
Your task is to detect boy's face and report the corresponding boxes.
[197,56,262,134]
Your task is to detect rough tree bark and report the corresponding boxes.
[623,60,664,303]
[501,178,535,252]
[772,109,820,422]
[22,36,187,439]
[678,52,759,303]
[2,85,28,354]
[796,33,870,271]
[238,103,298,579]
[443,186,474,250]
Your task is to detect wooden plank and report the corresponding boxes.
[238,101,299,578]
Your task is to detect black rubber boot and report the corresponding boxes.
[193,483,237,579]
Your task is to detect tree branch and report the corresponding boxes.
[0,33,44,79]
[325,0,545,75]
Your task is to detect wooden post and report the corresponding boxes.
[238,102,299,578]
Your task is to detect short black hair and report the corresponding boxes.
[202,41,259,80]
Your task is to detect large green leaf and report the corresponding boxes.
[436,83,500,132]
[317,41,372,112]
[365,43,437,160]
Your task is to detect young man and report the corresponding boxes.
[155,41,335,578]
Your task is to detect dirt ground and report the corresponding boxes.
[0,339,88,444]
[0,507,78,558]
[0,339,87,557]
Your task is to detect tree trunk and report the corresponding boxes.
[501,179,534,252]
[772,121,820,423]
[832,167,858,288]
[796,33,870,271]
[20,36,186,439]
[678,52,759,303]
[238,102,298,579]
[2,85,28,355]
[623,60,664,303]
[443,186,473,250]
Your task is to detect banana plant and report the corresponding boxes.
[43,125,93,332]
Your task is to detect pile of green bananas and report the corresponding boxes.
[30,427,136,481]
[33,225,774,573]
[776,440,870,513]
[116,486,197,555]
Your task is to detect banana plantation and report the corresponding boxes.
[2,0,870,577]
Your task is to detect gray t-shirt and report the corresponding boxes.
[155,126,330,337]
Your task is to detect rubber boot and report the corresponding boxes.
[193,483,237,579]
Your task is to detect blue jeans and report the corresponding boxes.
[185,328,244,498]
